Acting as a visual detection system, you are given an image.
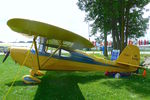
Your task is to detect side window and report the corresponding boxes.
[45,47,59,55]
[44,46,71,57]
[61,49,71,57]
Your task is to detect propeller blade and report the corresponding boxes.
[2,51,10,63]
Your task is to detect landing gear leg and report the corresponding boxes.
[30,69,44,76]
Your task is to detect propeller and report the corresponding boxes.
[2,51,10,63]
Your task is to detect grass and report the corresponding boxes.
[0,55,150,100]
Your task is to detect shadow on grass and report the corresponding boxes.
[102,74,150,97]
[6,81,37,86]
[33,71,105,100]
[5,71,105,100]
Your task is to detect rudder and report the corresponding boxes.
[116,45,140,66]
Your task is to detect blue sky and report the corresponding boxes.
[0,0,149,42]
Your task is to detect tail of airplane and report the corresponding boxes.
[116,45,140,66]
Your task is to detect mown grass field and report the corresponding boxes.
[0,54,150,100]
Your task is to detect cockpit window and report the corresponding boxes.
[45,47,71,57]
[36,37,71,57]
[60,49,71,57]
[36,37,47,52]
[45,46,59,56]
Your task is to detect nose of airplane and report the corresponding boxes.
[3,47,34,69]
[2,47,30,63]
[2,47,17,63]
[9,47,29,64]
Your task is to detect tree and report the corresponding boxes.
[77,0,150,54]
[123,0,150,47]
[77,0,113,56]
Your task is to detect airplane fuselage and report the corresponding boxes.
[10,47,137,72]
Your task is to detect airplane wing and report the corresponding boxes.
[7,18,94,49]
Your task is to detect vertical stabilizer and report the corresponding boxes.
[116,45,140,66]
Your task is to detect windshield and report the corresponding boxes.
[34,37,71,57]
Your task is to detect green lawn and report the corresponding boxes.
[0,55,150,100]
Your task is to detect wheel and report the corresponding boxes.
[22,75,41,84]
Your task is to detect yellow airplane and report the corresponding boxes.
[3,18,145,84]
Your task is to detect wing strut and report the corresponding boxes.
[33,36,40,69]
[41,40,63,68]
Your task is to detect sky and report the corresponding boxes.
[0,0,150,42]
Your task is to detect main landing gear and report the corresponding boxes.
[22,70,44,84]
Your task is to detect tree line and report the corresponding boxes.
[77,0,150,56]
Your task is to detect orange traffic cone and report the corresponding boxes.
[143,69,146,77]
